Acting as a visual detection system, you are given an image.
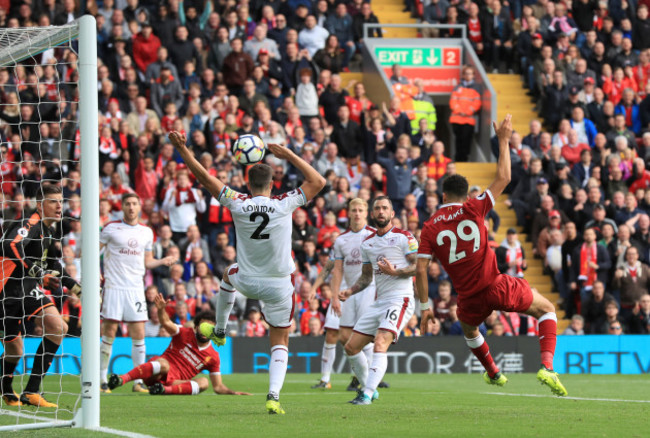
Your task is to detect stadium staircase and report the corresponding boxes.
[372,0,418,38]
[456,162,569,333]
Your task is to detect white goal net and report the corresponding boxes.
[0,17,99,432]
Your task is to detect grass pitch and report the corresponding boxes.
[1,373,649,437]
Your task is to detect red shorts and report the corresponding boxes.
[456,274,534,327]
[142,356,188,386]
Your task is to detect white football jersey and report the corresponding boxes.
[332,225,377,290]
[361,227,418,300]
[99,221,153,290]
[218,186,306,277]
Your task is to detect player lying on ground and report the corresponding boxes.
[311,198,388,391]
[416,115,567,396]
[108,293,250,396]
[1,185,81,408]
[339,197,419,405]
[169,131,325,414]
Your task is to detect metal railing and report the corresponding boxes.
[363,23,467,40]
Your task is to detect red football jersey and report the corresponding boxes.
[161,327,221,380]
[418,190,500,297]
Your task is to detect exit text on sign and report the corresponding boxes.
[375,47,461,68]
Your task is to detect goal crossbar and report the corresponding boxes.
[0,22,79,67]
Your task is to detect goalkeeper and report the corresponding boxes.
[0,185,81,408]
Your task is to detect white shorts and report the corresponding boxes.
[227,264,295,328]
[101,288,148,322]
[353,296,414,343]
[324,286,376,331]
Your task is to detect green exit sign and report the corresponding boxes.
[375,47,461,68]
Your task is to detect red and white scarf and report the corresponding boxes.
[579,242,598,290]
[503,241,524,278]
[175,187,196,206]
[624,261,642,283]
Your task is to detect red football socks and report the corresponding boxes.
[164,381,194,395]
[539,319,557,370]
[121,362,154,384]
[471,342,500,378]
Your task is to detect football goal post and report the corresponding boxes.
[0,15,99,431]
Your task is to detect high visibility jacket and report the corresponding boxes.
[411,99,437,133]
[427,154,451,180]
[449,84,482,126]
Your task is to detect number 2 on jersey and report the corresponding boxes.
[436,220,480,264]
[250,212,270,239]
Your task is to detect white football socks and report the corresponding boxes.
[216,283,237,331]
[100,336,114,383]
[268,345,288,398]
[347,352,368,389]
[190,380,201,395]
[363,342,374,368]
[364,352,387,398]
[131,338,146,385]
[320,343,337,383]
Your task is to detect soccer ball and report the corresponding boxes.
[232,134,266,165]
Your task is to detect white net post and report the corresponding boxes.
[77,14,99,430]
[0,16,98,432]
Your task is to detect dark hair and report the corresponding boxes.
[372,195,393,210]
[193,310,216,327]
[248,163,273,192]
[122,192,141,203]
[442,174,469,200]
[36,184,62,201]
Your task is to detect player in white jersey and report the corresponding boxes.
[168,131,325,415]
[311,198,380,391]
[99,193,175,393]
[339,196,418,405]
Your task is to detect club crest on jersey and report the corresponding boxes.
[387,237,397,246]
[376,255,386,263]
[128,238,138,248]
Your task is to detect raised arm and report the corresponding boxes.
[487,114,513,200]
[154,293,178,335]
[266,143,326,201]
[169,131,225,198]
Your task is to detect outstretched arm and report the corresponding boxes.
[210,373,252,395]
[487,114,513,200]
[267,143,326,201]
[169,131,225,198]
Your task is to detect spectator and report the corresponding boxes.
[298,15,329,57]
[352,1,382,48]
[433,280,456,322]
[132,23,161,75]
[244,23,280,61]
[401,314,421,337]
[628,293,650,334]
[498,228,527,278]
[307,317,324,336]
[562,314,585,335]
[222,38,254,95]
[612,246,650,318]
[483,0,513,73]
[422,0,449,38]
[325,3,355,69]
[596,300,626,334]
[442,303,462,335]
[449,66,481,162]
[168,26,201,75]
[162,170,206,242]
[300,298,325,335]
[571,227,612,308]
[150,67,184,119]
[313,35,344,74]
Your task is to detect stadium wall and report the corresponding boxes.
[2,336,649,376]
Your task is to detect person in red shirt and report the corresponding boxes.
[300,298,325,334]
[132,23,161,74]
[101,171,133,214]
[108,294,250,396]
[416,115,568,396]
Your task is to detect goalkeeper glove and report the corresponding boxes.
[69,283,82,298]
[42,271,61,290]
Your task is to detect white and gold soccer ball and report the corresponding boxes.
[232,134,266,165]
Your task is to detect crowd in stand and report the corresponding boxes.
[0,0,649,339]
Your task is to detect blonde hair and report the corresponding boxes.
[348,198,368,210]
